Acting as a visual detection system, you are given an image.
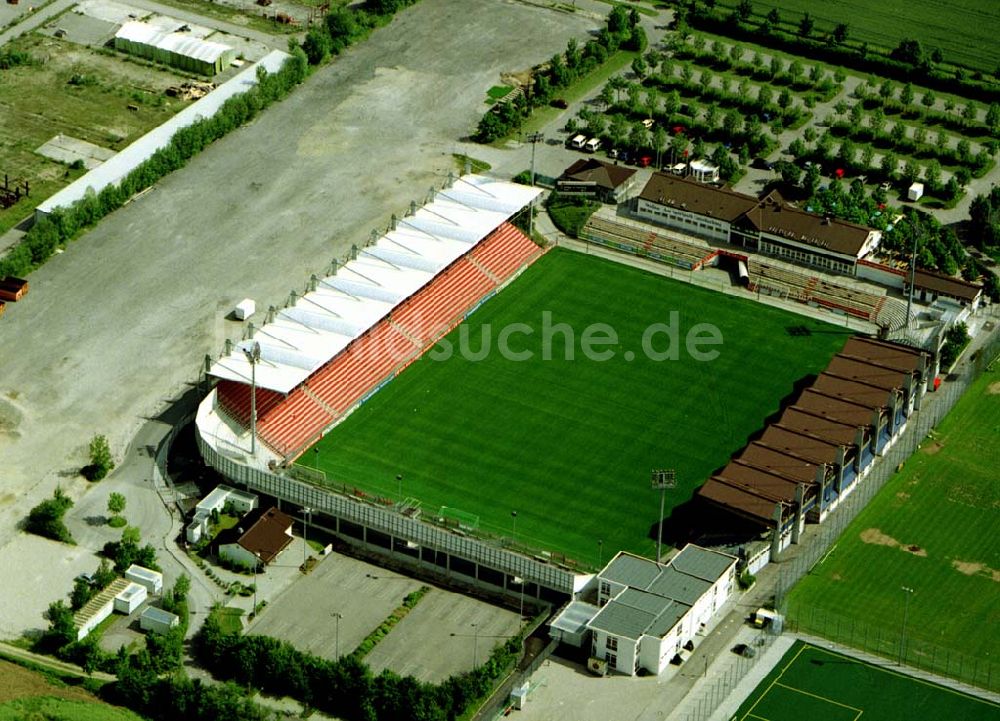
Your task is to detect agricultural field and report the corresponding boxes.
[734,641,1000,721]
[786,367,1000,689]
[714,0,1000,74]
[0,33,193,234]
[0,658,142,721]
[310,248,850,563]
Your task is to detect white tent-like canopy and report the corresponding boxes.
[208,175,541,394]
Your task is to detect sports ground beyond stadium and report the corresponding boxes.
[306,249,851,562]
[734,641,1000,721]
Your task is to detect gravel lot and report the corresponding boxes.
[0,0,599,638]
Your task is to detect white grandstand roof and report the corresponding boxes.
[116,21,233,63]
[208,175,541,393]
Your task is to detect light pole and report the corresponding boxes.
[650,469,676,563]
[526,132,543,237]
[511,510,518,545]
[903,220,920,329]
[242,341,261,456]
[313,447,319,470]
[899,586,914,666]
[598,538,604,568]
[252,551,262,617]
[396,473,403,500]
[302,507,312,564]
[331,612,342,658]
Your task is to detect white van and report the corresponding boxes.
[584,137,602,153]
[570,134,587,149]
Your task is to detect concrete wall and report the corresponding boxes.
[591,628,637,675]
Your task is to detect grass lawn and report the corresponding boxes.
[0,33,192,234]
[213,606,245,635]
[546,197,599,237]
[309,248,850,562]
[735,641,1000,721]
[714,0,1000,73]
[786,368,1000,686]
[0,659,141,721]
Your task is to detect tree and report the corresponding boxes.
[850,102,864,127]
[870,107,886,135]
[832,23,849,45]
[804,163,821,195]
[789,60,804,84]
[924,160,942,190]
[900,82,914,106]
[798,13,814,38]
[769,56,783,78]
[108,492,126,518]
[630,56,647,79]
[84,435,114,481]
[777,88,792,109]
[962,102,978,127]
[301,26,333,65]
[734,0,753,23]
[881,152,898,179]
[921,90,936,109]
[765,8,780,28]
[788,137,807,158]
[757,85,773,108]
[71,577,96,611]
[25,488,75,544]
[44,601,76,649]
[878,78,894,102]
[861,145,875,170]
[901,160,920,186]
[891,38,924,66]
[889,122,906,146]
[776,160,802,186]
[987,103,1000,136]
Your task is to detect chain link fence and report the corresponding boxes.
[773,313,1000,692]
[680,630,783,721]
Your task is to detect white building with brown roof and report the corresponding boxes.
[557,159,638,203]
[218,506,294,568]
[635,173,758,244]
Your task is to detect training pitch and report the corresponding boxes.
[307,249,850,562]
[734,641,1000,721]
[787,366,1000,684]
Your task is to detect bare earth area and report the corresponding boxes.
[0,0,599,638]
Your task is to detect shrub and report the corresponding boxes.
[82,434,114,481]
[25,488,75,544]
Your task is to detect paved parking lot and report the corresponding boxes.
[249,552,423,660]
[365,586,522,683]
[0,0,599,639]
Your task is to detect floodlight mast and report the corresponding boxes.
[651,469,676,563]
[242,342,261,456]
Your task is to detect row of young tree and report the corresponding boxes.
[787,132,966,203]
[184,607,526,721]
[0,54,308,280]
[475,6,645,143]
[678,1,1000,103]
[852,79,1000,139]
[668,35,840,101]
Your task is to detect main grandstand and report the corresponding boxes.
[196,175,587,601]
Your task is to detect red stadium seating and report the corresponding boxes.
[215,222,545,461]
[392,258,494,344]
[216,380,284,427]
[471,223,541,283]
[257,388,334,456]
[306,320,418,415]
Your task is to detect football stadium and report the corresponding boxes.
[195,173,934,604]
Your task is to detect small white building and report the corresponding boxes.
[187,485,259,544]
[140,606,180,636]
[908,182,924,201]
[114,583,148,614]
[125,565,163,595]
[73,578,131,641]
[550,544,738,676]
[689,159,720,184]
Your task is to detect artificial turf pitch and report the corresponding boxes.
[787,366,1000,680]
[735,641,1000,721]
[307,248,850,562]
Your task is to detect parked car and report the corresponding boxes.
[752,157,773,171]
[879,181,893,191]
[551,98,568,109]
[733,643,757,658]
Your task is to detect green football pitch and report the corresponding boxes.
[734,641,1000,721]
[786,366,1000,686]
[306,248,850,562]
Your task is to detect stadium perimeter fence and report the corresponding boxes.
[772,313,1000,693]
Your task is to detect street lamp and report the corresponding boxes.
[598,538,604,568]
[511,510,518,545]
[396,473,403,500]
[242,341,262,456]
[252,551,262,617]
[331,612,343,658]
[899,586,914,666]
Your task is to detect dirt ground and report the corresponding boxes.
[0,0,598,639]
[0,659,94,703]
